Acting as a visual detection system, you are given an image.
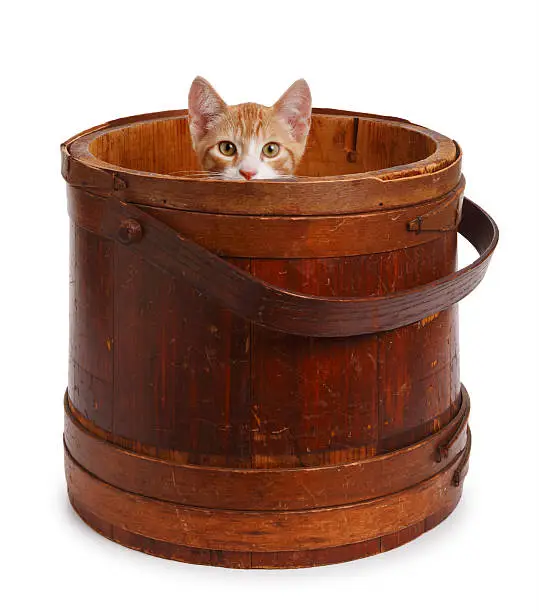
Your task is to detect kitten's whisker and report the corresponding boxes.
[167,170,313,182]
[168,170,224,177]
[168,171,219,175]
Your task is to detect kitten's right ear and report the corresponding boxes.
[273,79,312,141]
[188,76,226,143]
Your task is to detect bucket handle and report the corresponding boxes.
[68,188,498,338]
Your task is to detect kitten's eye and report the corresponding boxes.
[218,141,237,156]
[262,142,280,158]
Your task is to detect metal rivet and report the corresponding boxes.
[118,219,143,245]
[113,174,128,190]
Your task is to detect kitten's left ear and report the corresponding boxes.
[273,79,312,141]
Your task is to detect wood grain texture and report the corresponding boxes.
[67,187,497,338]
[62,109,461,215]
[66,204,476,466]
[62,109,497,567]
[69,222,114,432]
[67,109,455,180]
[65,440,467,552]
[69,492,458,568]
[64,386,469,510]
[135,182,463,258]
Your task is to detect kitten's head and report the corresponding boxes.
[188,76,311,180]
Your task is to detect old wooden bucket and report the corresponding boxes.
[62,108,498,568]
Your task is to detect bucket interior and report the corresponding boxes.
[87,112,441,178]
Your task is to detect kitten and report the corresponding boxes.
[188,76,312,180]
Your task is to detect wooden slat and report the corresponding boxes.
[377,232,459,452]
[137,183,463,258]
[109,246,253,466]
[69,492,458,568]
[69,223,114,431]
[64,388,469,510]
[65,443,467,553]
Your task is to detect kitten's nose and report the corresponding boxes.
[239,169,257,180]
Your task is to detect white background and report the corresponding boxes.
[2,1,538,610]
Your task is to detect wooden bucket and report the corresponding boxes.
[62,109,498,568]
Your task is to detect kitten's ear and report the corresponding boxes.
[273,79,312,141]
[188,76,226,143]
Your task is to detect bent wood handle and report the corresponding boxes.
[69,188,498,337]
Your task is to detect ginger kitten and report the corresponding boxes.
[188,77,311,180]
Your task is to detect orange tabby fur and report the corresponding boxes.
[188,77,311,180]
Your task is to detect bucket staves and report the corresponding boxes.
[62,109,497,568]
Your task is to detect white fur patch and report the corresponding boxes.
[227,137,279,180]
